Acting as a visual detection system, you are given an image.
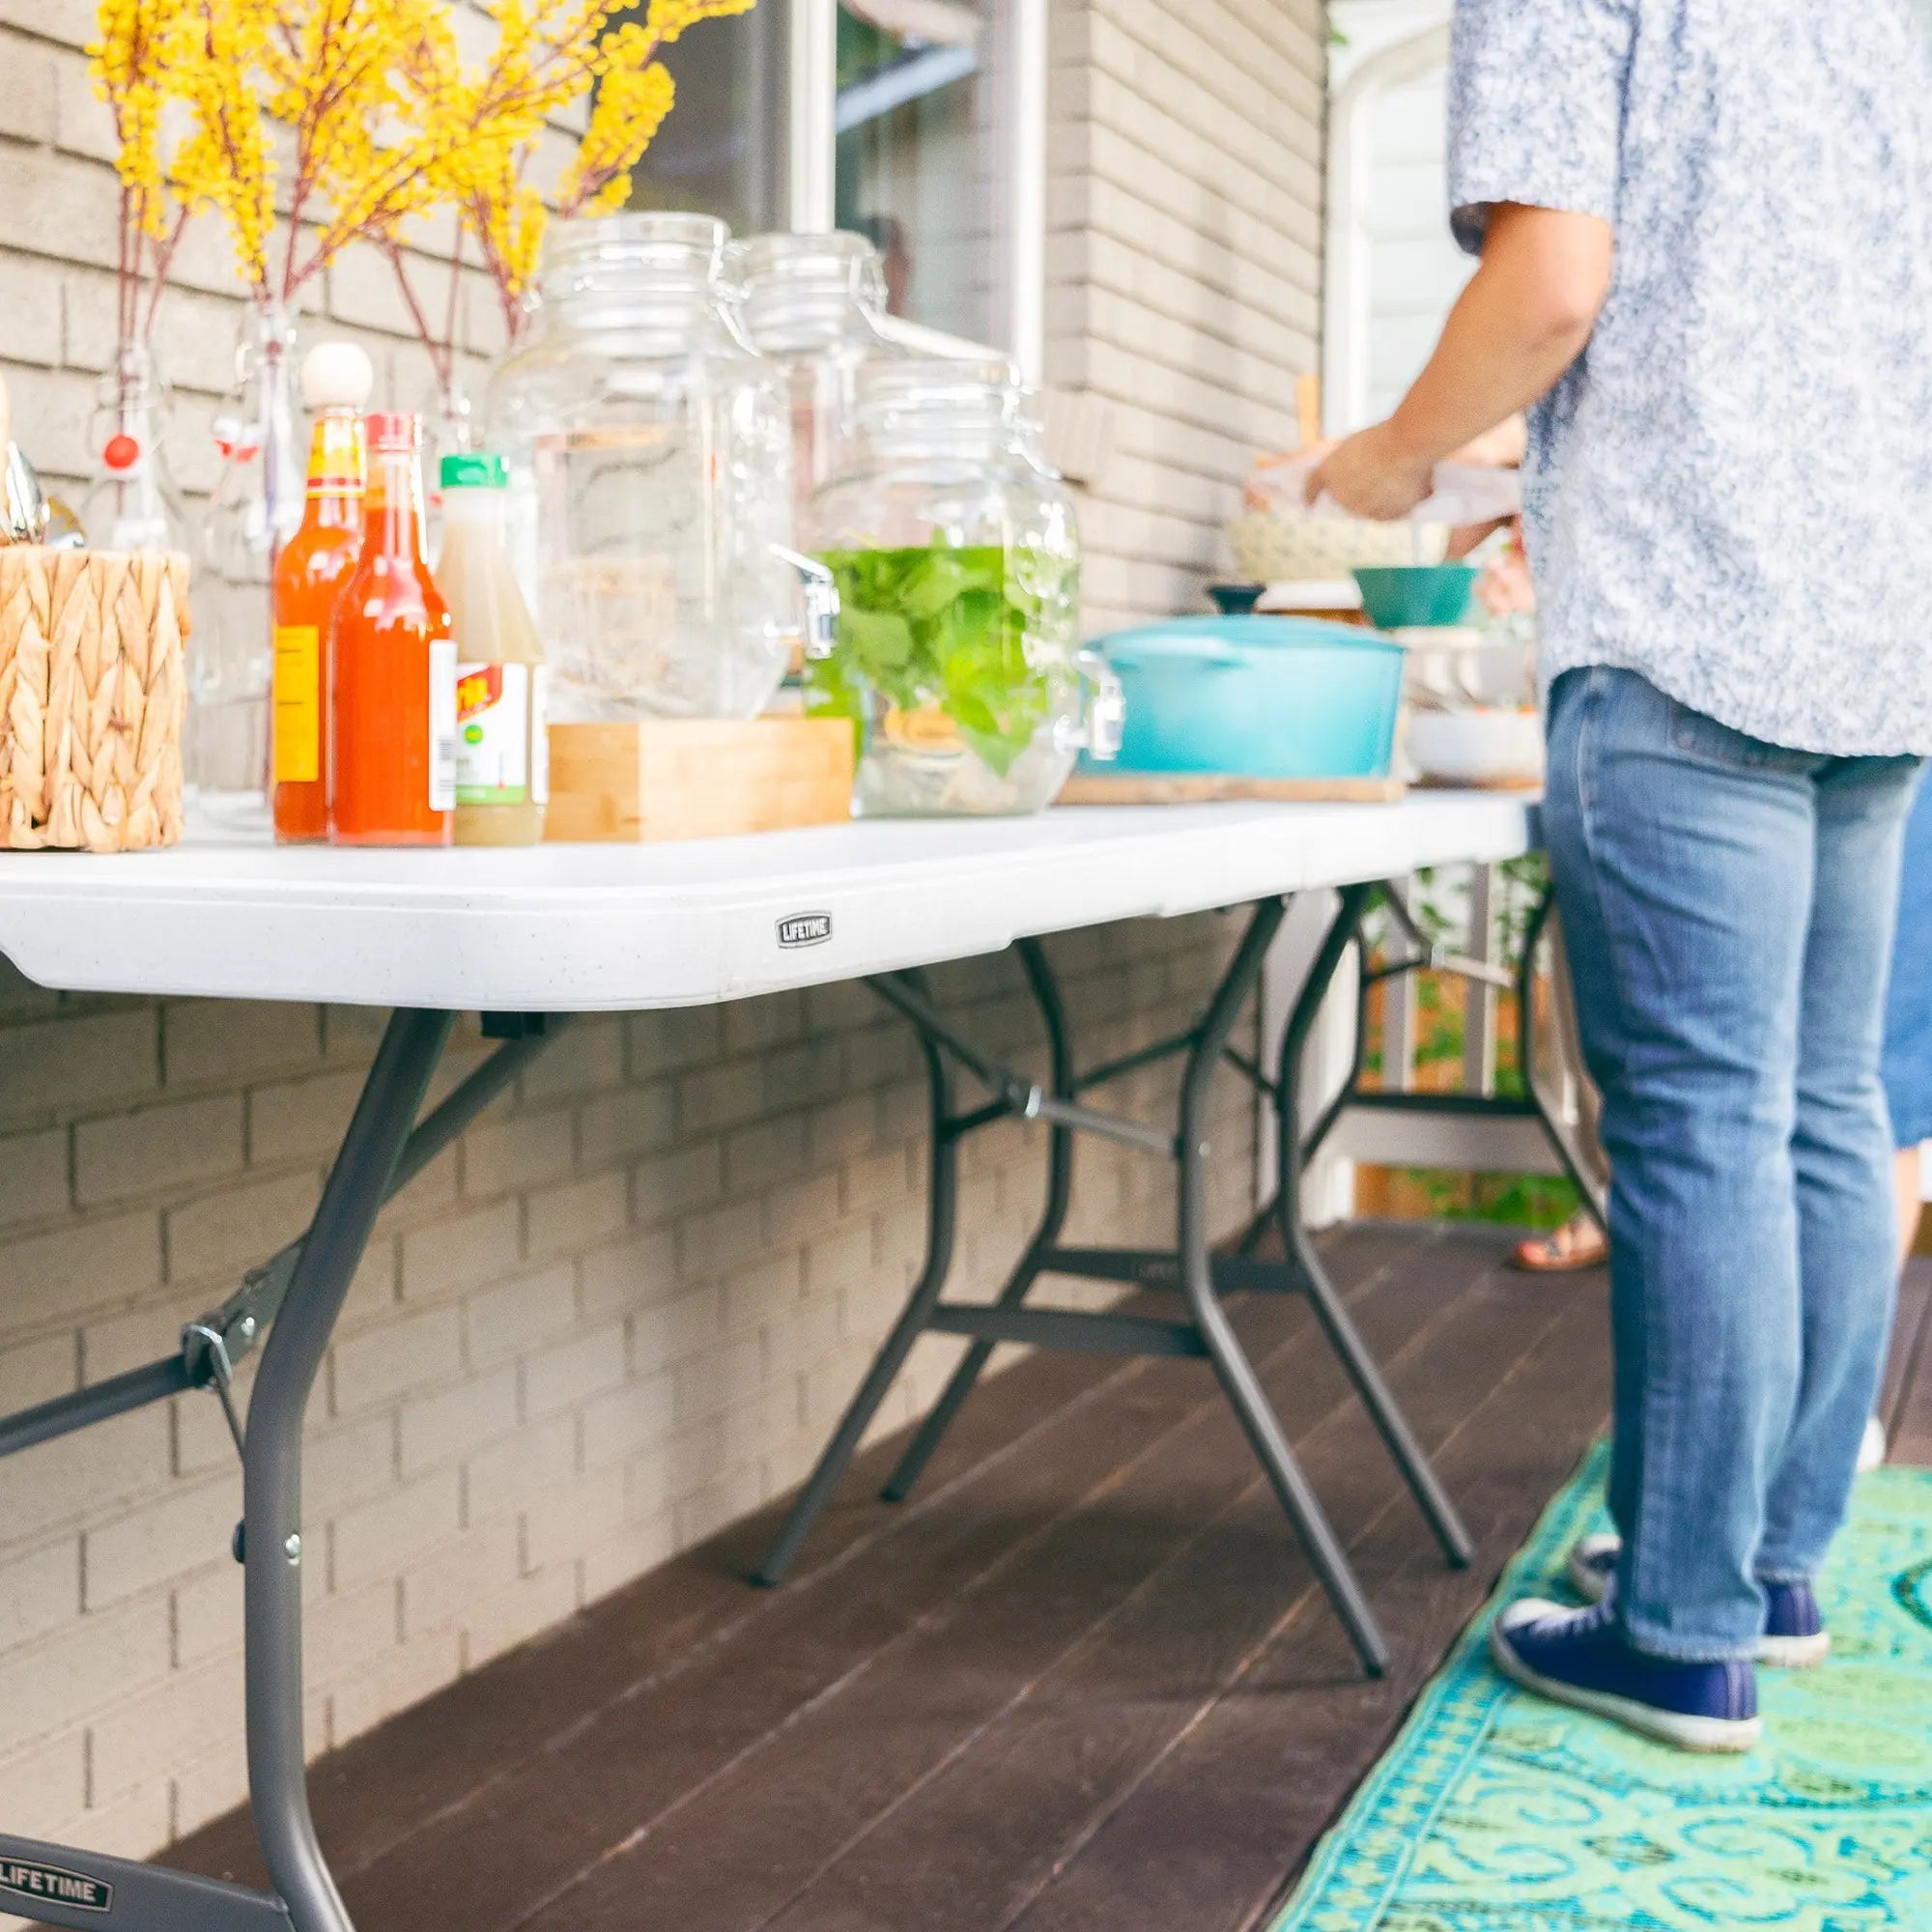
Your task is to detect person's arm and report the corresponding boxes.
[1307,204,1612,520]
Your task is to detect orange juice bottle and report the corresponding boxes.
[329,412,455,846]
[271,344,373,842]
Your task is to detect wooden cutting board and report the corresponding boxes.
[1057,772,1406,807]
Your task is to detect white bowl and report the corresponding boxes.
[1405,708,1545,785]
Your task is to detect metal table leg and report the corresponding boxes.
[756,1015,958,1586]
[1175,899,1394,1674]
[755,901,1418,1676]
[881,938,1075,1505]
[243,1009,454,1932]
[1271,888,1474,1571]
[0,1009,562,1932]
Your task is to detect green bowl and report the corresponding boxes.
[1351,564,1479,630]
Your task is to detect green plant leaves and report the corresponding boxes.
[806,543,1072,779]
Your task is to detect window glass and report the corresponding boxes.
[628,7,788,235]
[835,0,998,346]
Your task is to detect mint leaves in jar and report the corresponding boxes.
[805,542,1075,779]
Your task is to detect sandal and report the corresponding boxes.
[1512,1209,1607,1273]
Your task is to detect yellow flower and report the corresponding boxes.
[90,0,196,240]
[645,0,755,47]
[94,0,758,329]
[556,49,674,216]
[389,0,755,333]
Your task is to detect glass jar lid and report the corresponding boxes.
[540,212,732,312]
[853,356,1029,454]
[735,230,891,350]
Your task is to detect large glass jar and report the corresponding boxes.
[805,359,1108,816]
[734,230,903,526]
[484,213,795,722]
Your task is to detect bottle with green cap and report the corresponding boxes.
[439,450,548,846]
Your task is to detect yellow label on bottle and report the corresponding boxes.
[272,626,321,783]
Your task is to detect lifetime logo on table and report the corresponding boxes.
[777,913,834,951]
[0,1858,113,1914]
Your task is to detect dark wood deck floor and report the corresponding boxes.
[172,1229,1932,1932]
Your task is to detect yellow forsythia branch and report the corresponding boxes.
[89,0,200,339]
[398,0,757,344]
[97,0,759,346]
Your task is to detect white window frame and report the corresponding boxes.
[785,0,1047,380]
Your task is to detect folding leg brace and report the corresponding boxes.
[758,898,1479,1677]
[0,1011,563,1932]
[1236,878,1605,1257]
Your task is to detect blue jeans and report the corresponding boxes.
[1543,668,1921,1661]
[1882,769,1932,1147]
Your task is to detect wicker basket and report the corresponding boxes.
[1227,512,1450,585]
[0,548,189,851]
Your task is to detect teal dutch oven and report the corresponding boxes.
[1081,615,1406,780]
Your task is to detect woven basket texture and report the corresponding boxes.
[0,548,188,852]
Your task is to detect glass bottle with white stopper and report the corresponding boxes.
[77,342,189,554]
[439,453,548,847]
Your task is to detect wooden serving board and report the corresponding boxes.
[545,719,855,843]
[1056,772,1406,807]
[1412,774,1544,794]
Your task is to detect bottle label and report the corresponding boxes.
[429,639,458,812]
[271,626,321,783]
[454,662,534,805]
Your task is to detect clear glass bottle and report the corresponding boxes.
[76,341,190,554]
[804,358,1106,816]
[421,371,475,565]
[734,230,903,526]
[198,304,304,823]
[484,212,795,723]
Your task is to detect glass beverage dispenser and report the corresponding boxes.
[804,358,1118,815]
[485,213,796,722]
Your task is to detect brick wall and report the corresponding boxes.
[1047,0,1329,632]
[0,0,1317,1882]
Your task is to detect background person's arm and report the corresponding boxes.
[1307,203,1613,520]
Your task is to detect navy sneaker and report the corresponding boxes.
[1491,1598,1761,1751]
[1565,1535,1831,1667]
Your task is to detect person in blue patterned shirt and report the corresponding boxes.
[1311,0,1932,1751]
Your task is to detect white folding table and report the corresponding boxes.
[0,797,1570,1932]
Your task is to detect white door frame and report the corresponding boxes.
[786,0,1046,375]
[1321,23,1451,436]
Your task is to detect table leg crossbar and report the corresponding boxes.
[757,893,1518,1678]
[0,1011,566,1932]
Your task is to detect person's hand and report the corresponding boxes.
[1304,421,1435,522]
[1243,439,1336,511]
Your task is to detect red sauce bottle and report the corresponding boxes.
[271,344,372,843]
[329,412,455,846]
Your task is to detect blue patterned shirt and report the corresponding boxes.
[1448,0,1932,754]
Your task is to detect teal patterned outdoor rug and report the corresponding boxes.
[1273,1443,1932,1930]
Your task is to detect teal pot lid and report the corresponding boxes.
[1094,614,1403,663]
